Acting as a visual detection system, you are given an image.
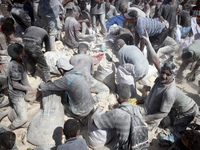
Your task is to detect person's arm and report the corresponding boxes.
[143,112,168,124]
[75,30,93,41]
[140,38,145,52]
[91,57,94,75]
[186,63,200,81]
[0,50,8,55]
[144,4,150,14]
[142,29,160,70]
[135,31,140,47]
[44,34,51,52]
[157,5,164,22]
[12,80,35,91]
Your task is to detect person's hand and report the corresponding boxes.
[28,87,37,91]
[186,72,196,82]
[142,29,150,44]
[159,16,165,22]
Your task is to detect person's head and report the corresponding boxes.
[1,22,15,37]
[72,6,81,19]
[105,2,111,11]
[78,43,89,54]
[79,1,86,11]
[116,83,131,104]
[0,131,16,150]
[115,39,126,51]
[7,43,24,60]
[119,5,127,14]
[56,57,74,75]
[181,130,200,150]
[181,51,193,61]
[123,9,138,25]
[63,119,80,139]
[168,0,175,4]
[144,0,149,4]
[160,61,177,84]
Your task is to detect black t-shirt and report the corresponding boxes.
[178,10,191,27]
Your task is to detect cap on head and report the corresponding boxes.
[116,83,131,100]
[162,61,177,75]
[7,43,23,60]
[124,9,138,20]
[56,57,74,71]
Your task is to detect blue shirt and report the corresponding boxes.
[106,14,123,30]
[134,17,163,38]
[57,137,88,150]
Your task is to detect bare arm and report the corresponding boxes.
[140,38,145,52]
[75,30,93,41]
[12,80,33,91]
[142,29,160,70]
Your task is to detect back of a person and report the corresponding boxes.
[64,69,94,117]
[64,16,79,47]
[136,17,163,37]
[129,7,146,18]
[23,26,47,45]
[118,44,149,78]
[90,0,105,15]
[70,54,93,85]
[178,10,191,27]
[57,137,88,150]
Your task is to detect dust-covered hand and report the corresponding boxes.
[142,29,150,44]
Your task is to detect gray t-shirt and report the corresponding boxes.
[118,44,149,78]
[94,102,142,149]
[70,54,94,87]
[145,77,176,115]
[7,60,28,97]
[57,137,88,150]
[173,88,196,113]
[90,0,105,15]
[23,26,51,51]
[106,5,117,19]
[0,125,18,150]
[64,16,80,48]
[39,69,94,117]
[114,0,125,13]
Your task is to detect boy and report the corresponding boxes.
[7,43,35,130]
[57,119,88,150]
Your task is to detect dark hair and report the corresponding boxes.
[7,43,23,60]
[1,22,15,33]
[116,83,131,99]
[63,119,80,138]
[105,2,111,9]
[79,1,86,11]
[182,51,193,61]
[119,5,127,14]
[128,10,138,20]
[78,43,89,53]
[0,131,16,149]
[162,61,177,75]
[4,17,15,25]
[183,130,200,150]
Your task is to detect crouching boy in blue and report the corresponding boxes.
[7,43,35,130]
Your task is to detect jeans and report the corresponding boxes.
[91,13,107,34]
[24,41,51,82]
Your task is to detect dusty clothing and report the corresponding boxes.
[106,5,117,19]
[70,54,109,102]
[70,54,94,86]
[0,32,10,51]
[23,26,51,82]
[39,69,94,117]
[145,77,176,115]
[7,60,28,128]
[178,10,191,27]
[134,17,163,38]
[0,125,18,150]
[23,26,51,51]
[64,16,80,48]
[7,60,28,97]
[182,40,200,65]
[118,44,149,78]
[57,137,88,150]
[90,0,105,15]
[169,88,198,132]
[94,102,142,149]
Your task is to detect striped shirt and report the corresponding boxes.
[134,17,163,38]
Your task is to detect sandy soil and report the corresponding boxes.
[0,32,200,150]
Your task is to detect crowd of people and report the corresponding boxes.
[1,0,200,149]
